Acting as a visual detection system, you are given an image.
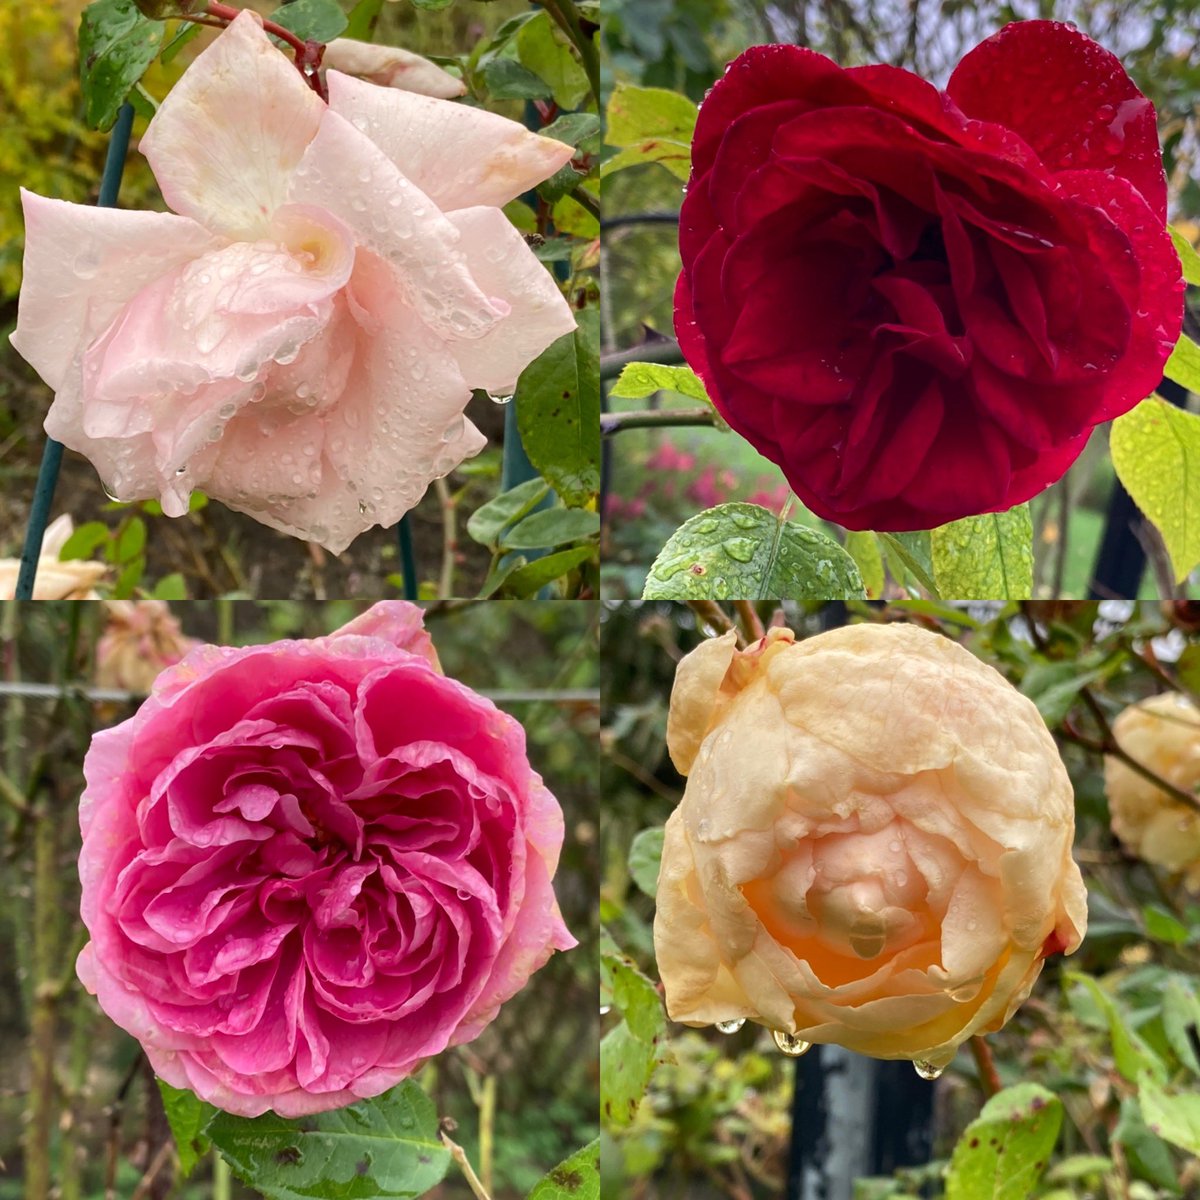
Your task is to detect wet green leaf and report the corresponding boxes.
[79,0,166,130]
[609,362,709,404]
[930,505,1033,600]
[643,503,865,600]
[516,11,588,110]
[527,1139,599,1200]
[207,1081,450,1200]
[157,1080,215,1179]
[601,950,666,1130]
[1111,394,1200,583]
[266,0,348,43]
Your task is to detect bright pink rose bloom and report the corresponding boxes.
[12,12,576,553]
[76,601,575,1116]
[675,21,1183,531]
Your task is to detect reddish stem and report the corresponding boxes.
[201,2,328,100]
[970,1035,1002,1098]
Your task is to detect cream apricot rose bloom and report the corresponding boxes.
[1105,692,1200,890]
[654,622,1087,1070]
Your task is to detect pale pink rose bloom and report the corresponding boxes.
[12,12,576,553]
[95,601,200,694]
[76,601,576,1116]
[656,623,1087,1070]
[0,515,106,599]
[321,39,466,98]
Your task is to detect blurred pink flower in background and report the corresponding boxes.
[76,601,575,1115]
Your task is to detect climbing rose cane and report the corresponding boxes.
[655,622,1086,1070]
[76,601,575,1115]
[675,21,1183,531]
[12,11,576,553]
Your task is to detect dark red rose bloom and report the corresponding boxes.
[675,21,1184,531]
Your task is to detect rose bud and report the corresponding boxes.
[76,601,575,1115]
[1105,692,1200,890]
[654,622,1086,1074]
[675,22,1183,532]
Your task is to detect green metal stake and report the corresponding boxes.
[396,516,418,600]
[15,102,135,600]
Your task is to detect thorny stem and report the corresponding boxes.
[440,1132,494,1200]
[201,2,328,100]
[969,1036,1001,1098]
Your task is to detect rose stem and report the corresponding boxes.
[600,408,721,435]
[440,1132,495,1200]
[435,477,458,600]
[734,601,766,644]
[201,2,328,101]
[1021,602,1200,815]
[969,1036,1002,1098]
[686,601,742,645]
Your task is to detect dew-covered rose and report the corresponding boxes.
[76,601,575,1116]
[1105,691,1200,890]
[12,12,576,553]
[654,623,1087,1068]
[675,21,1183,532]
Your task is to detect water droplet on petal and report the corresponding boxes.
[489,393,513,406]
[716,1018,745,1035]
[773,1030,812,1057]
[913,1060,943,1080]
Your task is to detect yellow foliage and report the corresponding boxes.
[0,0,159,302]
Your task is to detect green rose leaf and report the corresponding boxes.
[602,82,697,181]
[500,507,600,550]
[844,530,884,599]
[482,58,553,100]
[157,1080,215,1179]
[944,1083,1063,1200]
[515,10,589,110]
[266,0,348,43]
[466,478,550,548]
[609,362,710,404]
[206,1080,451,1200]
[1138,1072,1200,1156]
[930,505,1033,600]
[517,309,601,507]
[1111,394,1200,583]
[643,503,866,600]
[627,826,664,898]
[1164,332,1200,394]
[1169,225,1200,286]
[601,949,666,1129]
[876,530,939,597]
[79,0,166,131]
[501,545,596,597]
[526,1139,600,1200]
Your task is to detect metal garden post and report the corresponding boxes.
[15,102,134,600]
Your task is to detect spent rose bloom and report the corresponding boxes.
[12,12,576,553]
[675,21,1183,532]
[76,601,575,1115]
[321,39,466,98]
[1105,692,1200,890]
[654,623,1087,1069]
[0,515,106,600]
[95,601,200,694]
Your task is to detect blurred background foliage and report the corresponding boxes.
[0,600,599,1199]
[0,0,598,600]
[600,600,1200,1198]
[599,0,1200,600]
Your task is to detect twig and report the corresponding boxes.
[601,212,680,232]
[969,1036,1001,1097]
[733,601,766,644]
[687,601,741,644]
[600,339,685,381]
[129,1142,173,1200]
[435,477,458,601]
[602,408,719,435]
[440,1132,494,1200]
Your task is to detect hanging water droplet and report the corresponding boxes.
[490,393,514,406]
[773,1030,812,1057]
[599,1003,612,1016]
[913,1060,943,1080]
[715,1018,745,1035]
